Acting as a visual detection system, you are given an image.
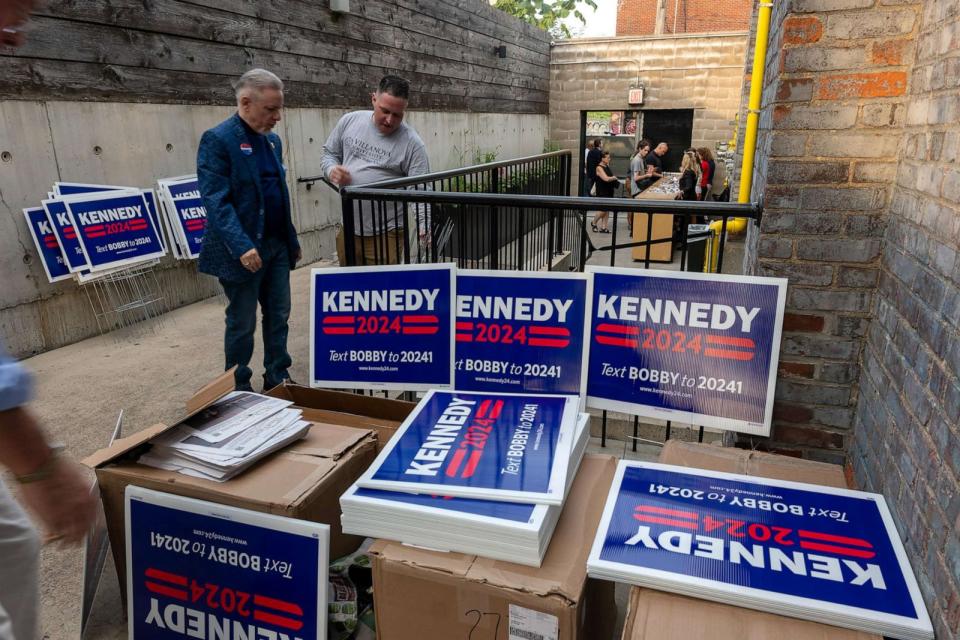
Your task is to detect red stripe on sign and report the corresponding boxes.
[455,334,473,342]
[323,316,355,324]
[322,327,355,335]
[596,323,640,336]
[489,400,504,419]
[253,610,304,632]
[45,240,59,248]
[635,505,699,520]
[798,541,876,559]
[129,220,147,226]
[185,223,204,231]
[404,315,438,324]
[460,450,483,478]
[704,348,753,361]
[455,321,474,331]
[445,449,467,477]
[476,399,492,418]
[528,338,570,348]
[633,514,699,530]
[798,530,873,549]
[253,594,303,616]
[527,326,570,337]
[596,335,638,348]
[145,581,188,601]
[86,225,104,231]
[86,232,106,238]
[707,335,755,348]
[65,231,77,239]
[145,568,188,586]
[402,326,438,335]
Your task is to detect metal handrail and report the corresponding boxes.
[340,187,762,219]
[298,150,572,191]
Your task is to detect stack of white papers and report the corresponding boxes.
[139,392,310,482]
[587,461,934,640]
[340,412,589,566]
[339,390,585,566]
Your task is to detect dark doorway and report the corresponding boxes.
[640,109,694,173]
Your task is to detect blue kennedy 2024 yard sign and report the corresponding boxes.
[586,267,787,436]
[126,487,328,640]
[310,264,455,391]
[589,462,932,637]
[42,199,89,272]
[357,390,578,505]
[64,191,165,271]
[455,271,590,397]
[168,197,207,259]
[23,207,72,283]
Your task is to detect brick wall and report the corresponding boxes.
[616,0,752,36]
[740,0,921,463]
[743,0,960,635]
[848,0,960,636]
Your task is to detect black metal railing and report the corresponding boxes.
[335,188,761,274]
[297,151,574,268]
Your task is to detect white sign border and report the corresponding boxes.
[584,265,788,437]
[124,485,329,640]
[587,460,933,640]
[310,263,457,391]
[454,269,593,405]
[22,207,73,284]
[355,389,580,505]
[62,190,167,272]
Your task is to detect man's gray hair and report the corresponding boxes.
[233,69,284,99]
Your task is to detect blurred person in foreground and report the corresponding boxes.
[0,345,96,639]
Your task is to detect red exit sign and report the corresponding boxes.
[628,87,644,105]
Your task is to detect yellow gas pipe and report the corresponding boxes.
[707,1,773,258]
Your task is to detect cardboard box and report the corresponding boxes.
[84,371,379,599]
[264,382,415,451]
[620,441,880,640]
[369,454,619,640]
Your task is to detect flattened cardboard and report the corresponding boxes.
[619,441,880,640]
[265,382,415,451]
[84,372,378,607]
[370,455,618,639]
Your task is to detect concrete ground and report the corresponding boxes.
[16,222,742,638]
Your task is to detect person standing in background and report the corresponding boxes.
[678,150,701,201]
[591,151,619,233]
[197,69,301,393]
[697,147,716,201]
[630,139,652,198]
[645,142,668,181]
[585,138,603,196]
[322,75,431,266]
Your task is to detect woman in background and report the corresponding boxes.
[591,151,619,233]
[678,150,700,201]
[697,147,716,201]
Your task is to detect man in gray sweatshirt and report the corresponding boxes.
[322,75,431,265]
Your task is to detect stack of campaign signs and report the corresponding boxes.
[23,182,169,284]
[156,175,205,260]
[587,461,934,640]
[340,390,588,566]
[139,392,310,482]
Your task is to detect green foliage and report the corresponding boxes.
[491,0,597,39]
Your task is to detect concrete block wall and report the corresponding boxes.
[848,0,960,636]
[739,0,923,463]
[550,33,748,192]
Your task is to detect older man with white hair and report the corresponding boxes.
[197,69,301,392]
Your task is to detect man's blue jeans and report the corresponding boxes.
[219,237,292,391]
